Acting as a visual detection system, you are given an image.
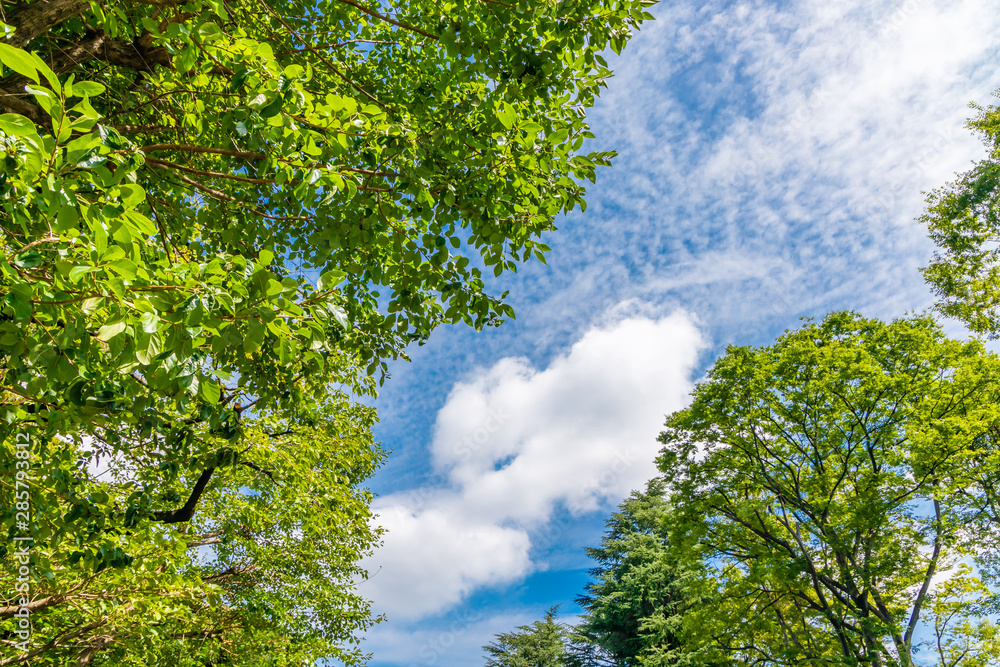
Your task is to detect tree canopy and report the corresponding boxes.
[574,479,698,667]
[657,311,1000,667]
[484,608,574,667]
[0,0,654,662]
[481,483,712,667]
[923,93,1000,336]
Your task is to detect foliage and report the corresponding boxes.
[657,311,1000,667]
[484,608,574,667]
[483,484,714,667]
[0,0,653,661]
[924,564,1000,667]
[922,92,1000,336]
[574,479,700,666]
[0,388,385,665]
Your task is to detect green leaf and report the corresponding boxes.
[548,128,569,144]
[97,124,126,149]
[200,379,221,404]
[67,380,88,406]
[109,258,138,280]
[14,249,43,268]
[260,96,284,119]
[329,304,349,330]
[101,246,126,262]
[215,293,235,313]
[258,249,275,266]
[24,85,57,116]
[0,43,39,83]
[140,311,161,333]
[497,102,517,130]
[247,92,269,108]
[27,52,59,90]
[70,81,106,98]
[81,297,103,314]
[265,278,283,296]
[121,210,157,235]
[230,67,250,91]
[244,319,266,353]
[55,204,80,232]
[68,265,97,282]
[118,184,145,209]
[0,113,37,137]
[136,332,161,365]
[4,284,31,321]
[176,46,198,73]
[317,270,345,290]
[96,321,127,341]
[76,151,107,169]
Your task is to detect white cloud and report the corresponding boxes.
[362,311,704,620]
[366,505,532,620]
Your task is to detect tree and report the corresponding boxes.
[575,479,704,666]
[0,0,654,662]
[484,608,573,667]
[922,92,1000,336]
[0,388,386,665]
[657,312,1000,667]
[484,484,714,667]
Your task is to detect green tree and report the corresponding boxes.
[484,608,572,667]
[922,92,1000,336]
[0,0,654,662]
[924,564,1000,667]
[0,388,386,665]
[484,485,713,667]
[575,479,702,666]
[657,312,1000,667]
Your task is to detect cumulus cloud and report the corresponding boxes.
[362,311,704,620]
[366,504,532,620]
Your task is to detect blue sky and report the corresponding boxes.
[354,1,1000,665]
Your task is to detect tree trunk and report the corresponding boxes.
[6,0,90,47]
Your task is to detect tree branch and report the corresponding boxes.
[146,156,275,184]
[140,144,266,160]
[331,0,438,40]
[153,467,215,524]
[0,619,107,666]
[6,0,89,48]
[904,497,943,648]
[53,30,172,74]
[73,633,116,665]
[0,594,65,618]
[238,460,275,482]
[0,86,46,124]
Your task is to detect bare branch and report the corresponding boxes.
[904,497,943,647]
